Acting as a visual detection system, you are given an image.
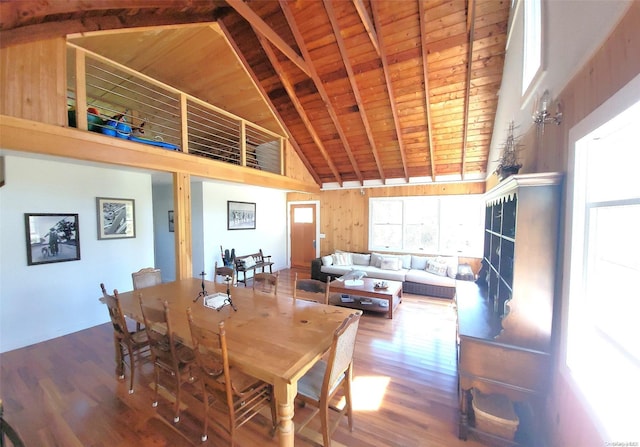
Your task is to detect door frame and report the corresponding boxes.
[287,200,321,268]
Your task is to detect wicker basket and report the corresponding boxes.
[471,389,519,441]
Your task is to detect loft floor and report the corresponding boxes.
[0,269,489,447]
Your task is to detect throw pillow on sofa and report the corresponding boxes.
[371,252,409,268]
[436,256,458,279]
[370,252,384,268]
[426,258,448,276]
[352,253,371,266]
[332,252,352,265]
[321,255,333,266]
[411,255,430,270]
[380,257,402,271]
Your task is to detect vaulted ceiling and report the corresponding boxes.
[1,0,511,188]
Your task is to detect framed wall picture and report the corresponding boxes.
[227,201,256,230]
[168,210,174,232]
[96,197,136,239]
[24,213,81,265]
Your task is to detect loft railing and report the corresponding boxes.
[66,43,283,175]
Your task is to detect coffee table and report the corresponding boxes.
[329,277,403,319]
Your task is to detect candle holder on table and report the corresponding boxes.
[216,275,237,311]
[193,271,208,303]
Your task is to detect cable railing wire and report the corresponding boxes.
[70,45,282,173]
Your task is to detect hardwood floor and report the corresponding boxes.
[0,269,489,447]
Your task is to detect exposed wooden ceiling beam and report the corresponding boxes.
[225,0,312,78]
[0,1,218,29]
[467,0,476,33]
[217,20,322,186]
[418,0,436,180]
[352,0,381,58]
[461,0,477,180]
[279,0,363,185]
[255,33,343,186]
[0,13,221,49]
[0,0,512,186]
[323,0,385,182]
[370,0,409,182]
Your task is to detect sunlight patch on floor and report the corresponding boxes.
[340,375,390,412]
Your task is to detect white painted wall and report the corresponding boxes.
[152,183,175,282]
[150,180,288,284]
[0,155,288,353]
[0,155,155,353]
[487,0,632,174]
[201,181,287,281]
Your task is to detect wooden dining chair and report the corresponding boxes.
[252,272,278,296]
[99,283,150,394]
[187,308,277,445]
[132,267,162,289]
[214,261,235,285]
[139,296,196,423]
[295,312,361,447]
[293,273,331,305]
[132,267,162,330]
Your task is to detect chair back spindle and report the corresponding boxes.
[99,283,149,394]
[139,297,195,423]
[187,308,276,444]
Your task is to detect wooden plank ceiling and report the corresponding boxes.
[1,0,511,188]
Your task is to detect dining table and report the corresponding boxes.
[112,277,358,447]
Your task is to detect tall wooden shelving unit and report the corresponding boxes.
[457,172,563,445]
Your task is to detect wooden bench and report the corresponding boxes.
[234,249,274,286]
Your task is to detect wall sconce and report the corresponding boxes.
[532,89,563,133]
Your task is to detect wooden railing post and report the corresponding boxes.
[180,93,188,153]
[240,120,247,167]
[74,48,88,131]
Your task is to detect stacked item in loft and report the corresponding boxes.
[67,107,178,151]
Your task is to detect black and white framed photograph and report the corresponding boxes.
[168,210,174,232]
[227,201,256,230]
[96,197,135,239]
[24,213,80,265]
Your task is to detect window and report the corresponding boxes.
[522,0,542,95]
[293,206,313,223]
[565,92,640,440]
[368,195,484,257]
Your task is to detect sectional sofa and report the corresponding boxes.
[311,251,458,299]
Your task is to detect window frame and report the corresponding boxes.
[367,195,484,257]
[561,73,640,441]
[521,0,544,101]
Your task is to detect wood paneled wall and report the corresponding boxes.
[284,139,318,186]
[0,38,67,125]
[543,3,640,447]
[288,181,484,271]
